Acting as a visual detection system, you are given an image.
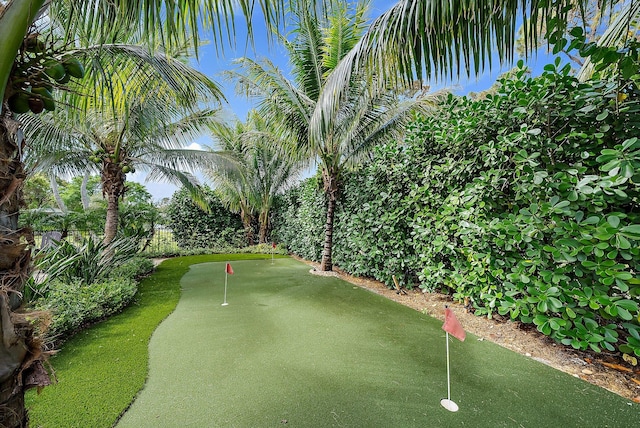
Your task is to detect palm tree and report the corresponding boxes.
[0,1,284,425]
[231,0,444,271]
[206,119,258,244]
[206,110,306,244]
[23,85,223,245]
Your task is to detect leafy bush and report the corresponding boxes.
[166,187,245,249]
[30,236,140,299]
[271,177,325,262]
[274,55,640,357]
[402,59,640,356]
[118,198,160,249]
[110,257,155,279]
[34,277,137,341]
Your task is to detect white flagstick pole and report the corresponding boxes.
[441,332,459,412]
[446,332,451,401]
[222,267,229,306]
[271,246,274,264]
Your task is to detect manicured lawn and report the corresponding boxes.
[114,258,638,427]
[25,254,278,427]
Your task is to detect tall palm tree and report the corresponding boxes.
[206,119,258,244]
[0,1,284,425]
[207,110,306,244]
[231,0,444,270]
[23,86,222,245]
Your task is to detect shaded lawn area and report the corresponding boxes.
[26,254,279,427]
[115,258,638,427]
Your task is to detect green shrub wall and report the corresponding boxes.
[271,177,326,262]
[274,61,640,357]
[166,186,245,249]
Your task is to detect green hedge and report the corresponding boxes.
[31,256,154,342]
[271,177,326,262]
[274,59,640,357]
[34,277,137,340]
[166,186,245,249]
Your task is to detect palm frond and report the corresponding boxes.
[60,43,224,116]
[229,56,315,153]
[577,0,640,81]
[21,112,97,176]
[48,0,287,57]
[316,0,621,139]
[320,0,370,76]
[285,0,327,100]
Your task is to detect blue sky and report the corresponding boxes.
[135,0,553,201]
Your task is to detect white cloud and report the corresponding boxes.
[186,142,202,150]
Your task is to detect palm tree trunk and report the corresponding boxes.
[102,163,125,246]
[240,208,255,246]
[0,110,50,427]
[104,188,120,246]
[320,169,339,271]
[49,174,67,213]
[80,170,91,210]
[258,209,269,244]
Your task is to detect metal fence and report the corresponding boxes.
[143,228,180,254]
[33,228,181,255]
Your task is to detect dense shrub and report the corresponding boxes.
[275,57,640,357]
[34,277,137,341]
[31,236,139,295]
[412,64,639,355]
[30,241,153,342]
[110,257,155,279]
[166,186,245,249]
[271,177,326,262]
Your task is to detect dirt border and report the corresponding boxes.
[298,256,640,402]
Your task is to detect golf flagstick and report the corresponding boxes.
[441,331,458,412]
[222,262,233,306]
[440,306,466,412]
[271,242,276,264]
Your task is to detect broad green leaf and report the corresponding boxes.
[621,225,640,236]
[607,215,620,228]
[616,300,639,312]
[622,137,639,150]
[618,307,633,321]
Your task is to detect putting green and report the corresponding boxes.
[117,258,639,427]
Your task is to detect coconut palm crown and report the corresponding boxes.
[22,53,224,245]
[206,110,307,245]
[231,0,445,270]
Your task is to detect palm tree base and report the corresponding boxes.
[0,378,27,428]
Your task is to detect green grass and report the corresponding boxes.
[27,256,640,427]
[115,258,638,427]
[26,254,278,428]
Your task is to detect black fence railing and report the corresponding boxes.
[33,228,180,255]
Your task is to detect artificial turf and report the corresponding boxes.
[116,258,639,427]
[25,254,278,428]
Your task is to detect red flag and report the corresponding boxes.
[442,307,466,341]
[272,242,276,249]
[226,263,234,275]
